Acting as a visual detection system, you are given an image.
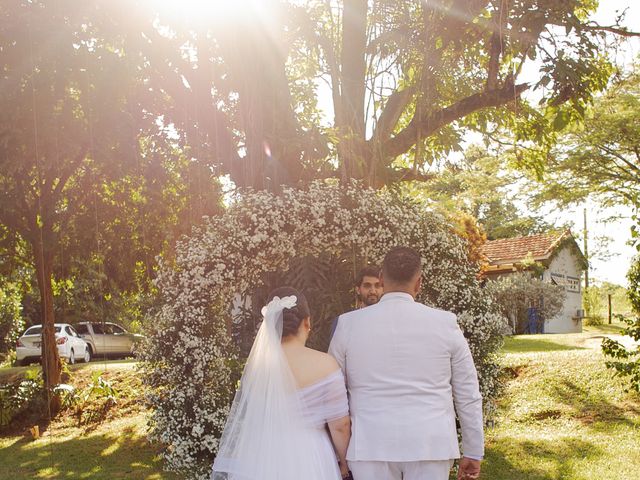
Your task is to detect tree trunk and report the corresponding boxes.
[218,2,305,191]
[33,240,61,414]
[339,0,368,182]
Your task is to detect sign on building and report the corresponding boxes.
[550,272,580,293]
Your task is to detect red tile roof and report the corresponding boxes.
[482,230,572,265]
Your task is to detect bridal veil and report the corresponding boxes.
[211,295,330,480]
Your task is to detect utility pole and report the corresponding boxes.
[583,208,589,290]
[608,294,612,324]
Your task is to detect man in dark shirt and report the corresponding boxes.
[330,266,382,338]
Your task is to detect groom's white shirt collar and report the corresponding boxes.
[379,291,414,303]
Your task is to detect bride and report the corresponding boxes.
[212,287,351,480]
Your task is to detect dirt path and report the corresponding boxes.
[581,333,638,350]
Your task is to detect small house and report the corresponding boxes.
[482,230,587,334]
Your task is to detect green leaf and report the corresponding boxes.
[552,111,570,131]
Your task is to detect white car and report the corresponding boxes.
[16,324,91,366]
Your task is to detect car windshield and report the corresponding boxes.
[24,326,62,336]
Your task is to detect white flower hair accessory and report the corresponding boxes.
[261,295,298,318]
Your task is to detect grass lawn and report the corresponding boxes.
[0,361,176,480]
[484,326,640,479]
[0,411,174,479]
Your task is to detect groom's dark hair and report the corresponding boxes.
[382,246,421,284]
[266,286,311,338]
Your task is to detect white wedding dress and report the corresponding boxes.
[211,296,349,480]
[297,369,349,476]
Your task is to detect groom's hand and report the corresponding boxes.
[457,457,481,480]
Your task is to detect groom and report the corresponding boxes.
[329,246,484,480]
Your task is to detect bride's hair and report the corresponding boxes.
[266,286,310,338]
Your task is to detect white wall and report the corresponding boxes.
[542,247,583,334]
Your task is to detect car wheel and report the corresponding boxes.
[18,358,29,367]
[68,349,75,365]
[83,347,91,363]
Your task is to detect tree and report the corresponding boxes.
[127,0,628,190]
[0,282,24,362]
[0,1,158,405]
[529,63,640,298]
[0,2,230,403]
[579,280,632,322]
[411,145,553,239]
[630,257,640,314]
[532,67,640,210]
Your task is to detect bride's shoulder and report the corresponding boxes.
[293,348,341,389]
[304,348,340,373]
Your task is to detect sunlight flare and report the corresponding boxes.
[149,0,265,23]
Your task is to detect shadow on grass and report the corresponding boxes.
[550,379,640,427]
[484,436,604,479]
[502,337,585,354]
[0,424,174,480]
[584,323,625,335]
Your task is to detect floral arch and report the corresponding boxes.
[141,181,506,479]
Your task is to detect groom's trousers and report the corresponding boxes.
[349,459,454,480]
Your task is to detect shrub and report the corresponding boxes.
[52,371,121,426]
[0,282,24,363]
[485,271,566,334]
[141,181,508,479]
[583,286,604,325]
[0,368,46,429]
[628,255,640,313]
[0,351,16,369]
[602,314,640,392]
[602,256,640,392]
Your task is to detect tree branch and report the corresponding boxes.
[382,81,529,159]
[595,143,640,176]
[387,167,437,183]
[583,24,640,38]
[486,1,505,91]
[371,85,416,143]
[143,27,242,173]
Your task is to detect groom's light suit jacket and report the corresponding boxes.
[328,292,484,462]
